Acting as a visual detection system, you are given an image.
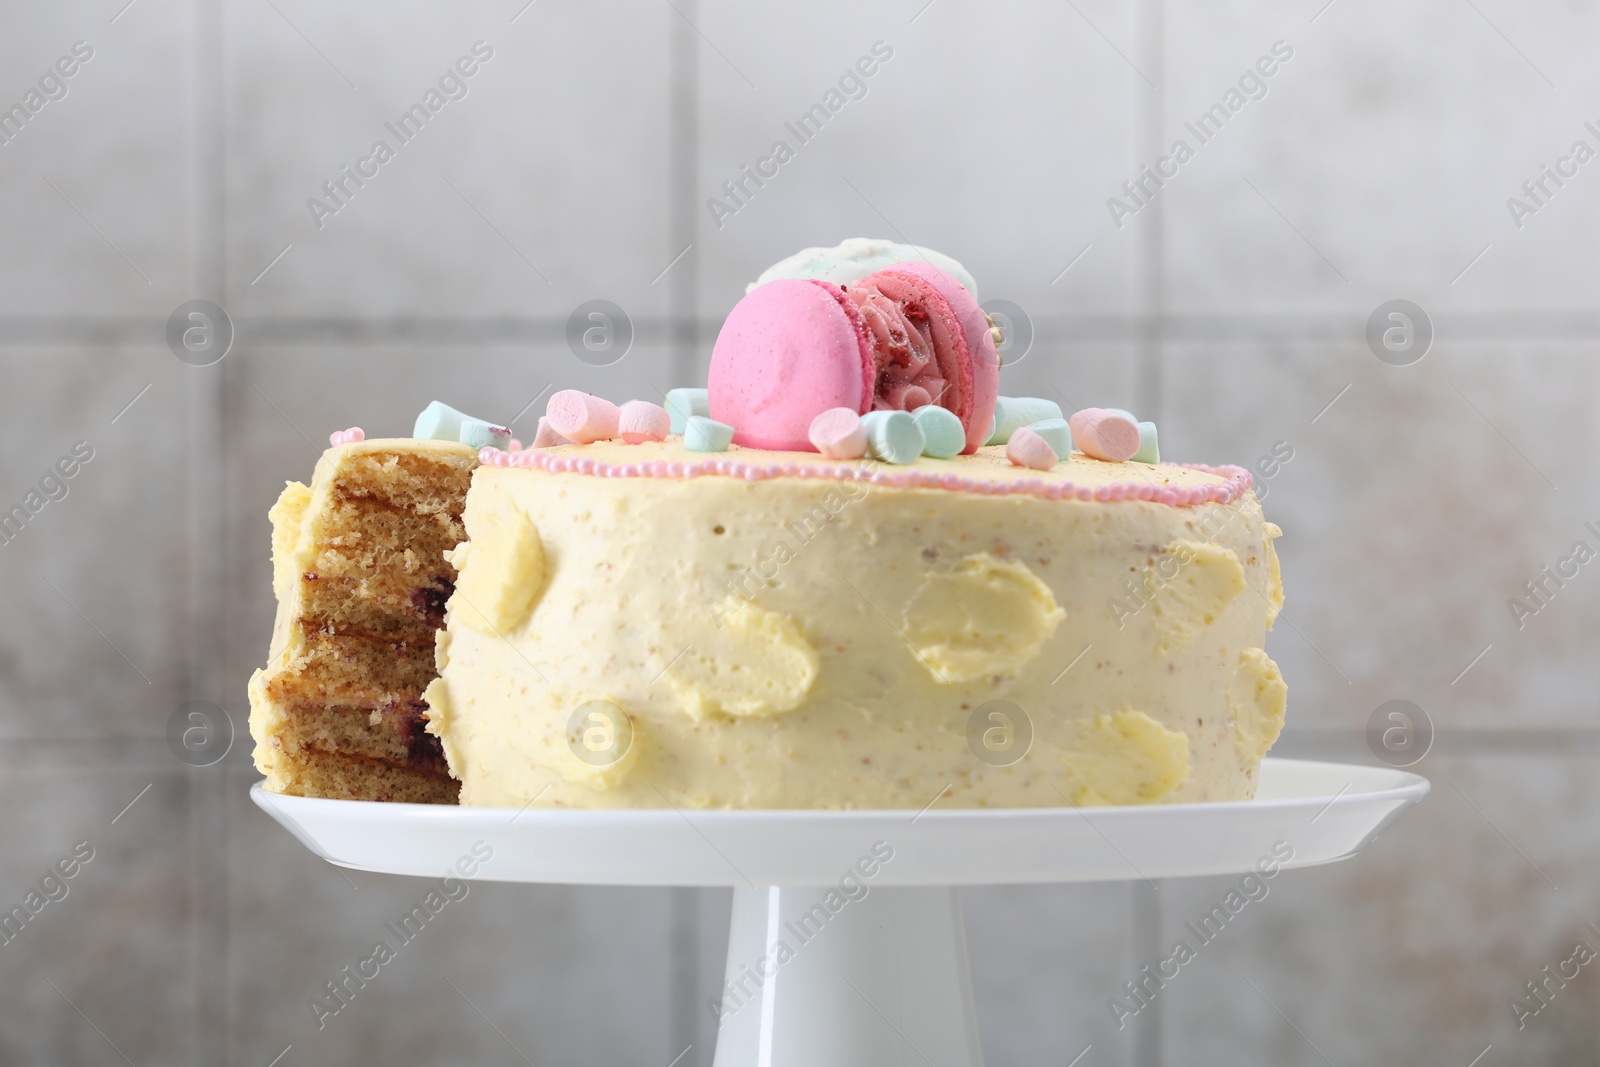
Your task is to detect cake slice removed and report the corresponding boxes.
[249,438,476,803]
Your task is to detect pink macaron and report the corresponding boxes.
[708,279,874,451]
[707,264,999,455]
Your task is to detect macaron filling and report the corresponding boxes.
[849,268,975,446]
[845,278,947,414]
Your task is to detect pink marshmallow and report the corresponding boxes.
[618,400,670,444]
[532,416,574,448]
[1069,408,1140,462]
[329,427,365,446]
[508,438,523,452]
[546,391,619,444]
[808,407,869,459]
[1006,426,1058,470]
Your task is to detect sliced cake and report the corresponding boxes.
[249,239,1289,811]
[248,437,476,803]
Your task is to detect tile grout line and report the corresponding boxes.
[192,0,231,1064]
[1133,3,1165,1067]
[667,7,703,1063]
[1128,880,1164,1067]
[668,0,701,394]
[1134,0,1165,440]
[15,314,1600,348]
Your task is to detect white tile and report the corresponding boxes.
[0,347,195,738]
[229,766,678,1065]
[1000,338,1143,417]
[1160,754,1600,1064]
[965,883,1137,1067]
[1161,0,1600,315]
[0,3,195,316]
[690,888,733,1065]
[0,770,196,1065]
[224,0,674,320]
[1164,338,1600,732]
[695,0,1142,327]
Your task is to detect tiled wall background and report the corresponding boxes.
[1,0,1597,1063]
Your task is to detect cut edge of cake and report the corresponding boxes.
[249,437,477,804]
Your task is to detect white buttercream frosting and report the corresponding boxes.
[748,237,980,303]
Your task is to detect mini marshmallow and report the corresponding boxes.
[809,407,869,459]
[665,388,710,434]
[1006,426,1058,470]
[985,397,1064,445]
[1024,417,1072,458]
[508,438,523,452]
[618,400,671,444]
[1104,408,1160,461]
[912,405,965,458]
[861,410,926,465]
[458,418,512,451]
[684,415,734,452]
[1133,421,1160,464]
[547,389,620,444]
[329,427,365,446]
[532,416,573,448]
[413,400,472,441]
[1069,407,1141,462]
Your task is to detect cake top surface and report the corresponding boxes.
[469,438,1253,507]
[324,242,1268,512]
[326,436,475,460]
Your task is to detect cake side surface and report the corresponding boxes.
[426,442,1285,810]
[250,438,476,803]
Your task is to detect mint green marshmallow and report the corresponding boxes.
[413,400,471,441]
[1134,421,1160,464]
[666,388,709,434]
[684,415,733,452]
[861,410,925,464]
[912,405,965,458]
[458,417,511,451]
[985,396,1063,445]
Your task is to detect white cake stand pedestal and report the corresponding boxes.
[253,757,1427,1067]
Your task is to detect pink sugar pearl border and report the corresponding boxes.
[475,447,1255,507]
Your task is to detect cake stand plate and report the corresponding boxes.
[253,758,1426,1067]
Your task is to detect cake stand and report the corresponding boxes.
[252,757,1427,1066]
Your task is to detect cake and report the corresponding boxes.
[250,238,1288,809]
[248,435,476,803]
[426,443,1283,810]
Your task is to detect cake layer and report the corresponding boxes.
[251,687,448,763]
[251,438,476,804]
[290,531,459,635]
[425,442,1286,810]
[260,627,444,707]
[258,745,458,804]
[248,678,458,804]
[281,470,466,634]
